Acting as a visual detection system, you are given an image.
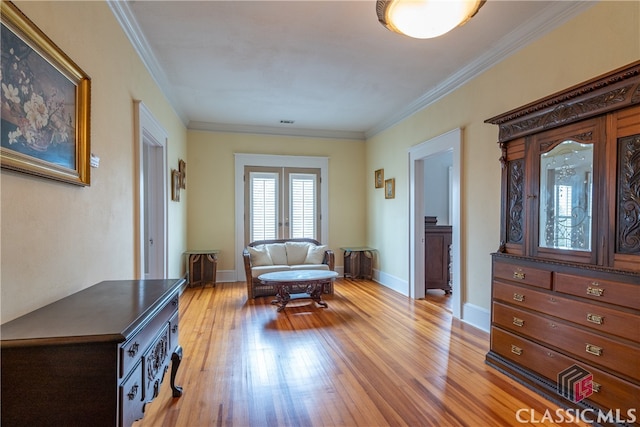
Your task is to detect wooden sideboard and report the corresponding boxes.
[1,279,185,427]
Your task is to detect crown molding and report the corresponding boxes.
[365,1,596,139]
[107,0,187,124]
[188,121,365,141]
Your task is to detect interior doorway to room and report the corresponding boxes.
[409,129,461,319]
[136,101,168,280]
[423,151,453,310]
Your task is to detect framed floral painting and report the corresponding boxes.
[1,2,91,185]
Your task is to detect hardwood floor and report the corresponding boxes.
[136,279,586,427]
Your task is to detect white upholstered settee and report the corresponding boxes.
[243,238,335,299]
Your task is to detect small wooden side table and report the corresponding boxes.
[185,250,219,287]
[340,247,375,280]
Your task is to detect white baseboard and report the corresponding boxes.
[375,269,409,296]
[462,302,490,333]
[216,270,239,283]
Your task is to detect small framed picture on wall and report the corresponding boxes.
[385,178,395,199]
[375,169,384,188]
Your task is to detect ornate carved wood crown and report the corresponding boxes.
[485,61,640,143]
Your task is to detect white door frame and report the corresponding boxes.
[235,153,329,281]
[409,128,462,319]
[134,101,168,279]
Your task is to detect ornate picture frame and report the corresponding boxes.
[1,2,91,186]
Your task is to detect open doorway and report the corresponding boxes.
[135,101,168,279]
[409,129,461,319]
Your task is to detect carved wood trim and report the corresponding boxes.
[507,159,524,244]
[617,134,640,254]
[486,61,640,143]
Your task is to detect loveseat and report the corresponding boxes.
[243,238,335,299]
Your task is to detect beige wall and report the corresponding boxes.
[366,1,640,314]
[1,1,188,323]
[2,1,637,326]
[186,130,366,273]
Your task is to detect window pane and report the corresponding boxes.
[290,173,316,239]
[250,172,278,241]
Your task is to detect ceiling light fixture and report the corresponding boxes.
[376,0,485,39]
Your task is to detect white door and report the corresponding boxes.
[136,101,167,280]
[143,142,165,279]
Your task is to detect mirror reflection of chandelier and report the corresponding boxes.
[555,158,576,182]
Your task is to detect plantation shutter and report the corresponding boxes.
[249,172,278,241]
[289,173,317,239]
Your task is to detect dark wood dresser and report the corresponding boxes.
[485,61,640,424]
[424,219,452,293]
[1,279,185,427]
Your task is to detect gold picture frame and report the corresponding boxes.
[375,168,384,188]
[178,159,186,189]
[385,178,395,199]
[1,2,91,186]
[171,169,181,202]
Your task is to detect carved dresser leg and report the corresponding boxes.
[171,345,183,397]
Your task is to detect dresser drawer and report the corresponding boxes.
[491,327,639,415]
[143,323,171,401]
[493,260,551,289]
[119,360,144,427]
[555,273,640,310]
[493,281,640,342]
[169,311,179,350]
[120,293,179,378]
[493,302,639,380]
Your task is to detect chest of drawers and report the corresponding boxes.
[487,255,639,420]
[1,279,185,427]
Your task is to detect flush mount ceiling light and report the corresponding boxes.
[376,0,485,39]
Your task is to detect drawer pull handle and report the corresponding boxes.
[586,313,604,325]
[513,293,525,302]
[127,383,139,401]
[172,324,178,333]
[511,345,523,356]
[512,317,525,327]
[586,344,603,356]
[592,381,601,393]
[172,297,179,307]
[127,342,139,358]
[586,285,604,297]
[513,271,525,280]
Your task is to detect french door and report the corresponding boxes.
[245,166,320,242]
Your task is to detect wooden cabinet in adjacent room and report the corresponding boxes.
[424,221,452,294]
[485,61,640,423]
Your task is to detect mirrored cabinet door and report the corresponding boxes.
[531,118,604,264]
[539,140,593,251]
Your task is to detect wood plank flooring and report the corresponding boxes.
[136,279,587,426]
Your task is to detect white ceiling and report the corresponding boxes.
[109,1,595,139]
